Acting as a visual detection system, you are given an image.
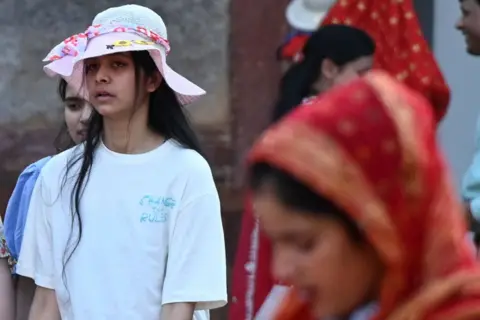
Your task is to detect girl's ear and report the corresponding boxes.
[321,58,339,81]
[147,71,162,92]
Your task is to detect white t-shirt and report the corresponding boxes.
[17,139,227,320]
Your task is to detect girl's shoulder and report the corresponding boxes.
[21,156,52,177]
[40,144,83,176]
[13,156,53,191]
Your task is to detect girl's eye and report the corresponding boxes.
[112,61,126,68]
[65,103,80,111]
[296,238,315,253]
[85,63,98,73]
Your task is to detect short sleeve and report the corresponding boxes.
[4,168,41,266]
[162,193,227,310]
[16,174,55,289]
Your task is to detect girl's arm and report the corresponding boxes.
[160,302,195,320]
[0,257,14,320]
[16,173,58,320]
[28,287,60,320]
[15,276,36,320]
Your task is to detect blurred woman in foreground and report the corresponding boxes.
[248,71,480,319]
[230,25,375,320]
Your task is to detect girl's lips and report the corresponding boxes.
[95,94,115,102]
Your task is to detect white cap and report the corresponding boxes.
[286,0,335,32]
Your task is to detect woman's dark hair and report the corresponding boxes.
[272,25,375,122]
[249,162,363,242]
[53,79,76,152]
[61,51,203,277]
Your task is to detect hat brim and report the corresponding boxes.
[286,0,327,32]
[44,33,205,105]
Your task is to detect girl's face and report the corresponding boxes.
[331,56,373,86]
[314,56,373,94]
[84,52,159,119]
[253,186,383,319]
[63,85,93,144]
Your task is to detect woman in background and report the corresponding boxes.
[248,71,480,319]
[4,78,91,320]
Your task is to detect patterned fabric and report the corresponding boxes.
[321,0,450,122]
[44,23,170,62]
[0,218,14,273]
[0,220,9,259]
[248,71,480,320]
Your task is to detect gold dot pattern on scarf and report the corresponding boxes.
[337,120,356,136]
[382,139,397,154]
[322,0,451,119]
[355,146,371,161]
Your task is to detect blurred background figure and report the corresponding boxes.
[232,1,452,319]
[457,0,480,245]
[277,0,335,71]
[4,79,91,320]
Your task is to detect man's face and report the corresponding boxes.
[457,0,480,55]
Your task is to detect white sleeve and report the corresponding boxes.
[16,174,55,289]
[162,192,227,310]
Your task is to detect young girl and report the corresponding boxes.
[17,4,227,320]
[4,78,92,320]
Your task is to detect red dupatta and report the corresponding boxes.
[247,71,480,320]
[230,2,451,318]
[321,0,450,122]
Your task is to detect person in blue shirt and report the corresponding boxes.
[457,0,480,235]
[3,78,91,319]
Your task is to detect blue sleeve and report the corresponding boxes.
[463,117,480,221]
[462,153,480,202]
[4,157,50,269]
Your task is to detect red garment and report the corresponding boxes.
[230,2,451,318]
[278,33,310,62]
[321,0,450,122]
[229,194,276,320]
[249,71,480,320]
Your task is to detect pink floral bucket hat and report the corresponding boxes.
[43,4,206,105]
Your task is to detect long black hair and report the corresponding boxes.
[272,25,375,122]
[249,162,364,242]
[61,50,203,274]
[53,79,77,152]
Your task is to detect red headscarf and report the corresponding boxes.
[321,0,450,122]
[248,71,480,320]
[229,2,451,319]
